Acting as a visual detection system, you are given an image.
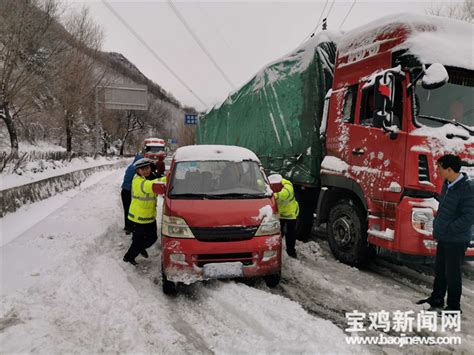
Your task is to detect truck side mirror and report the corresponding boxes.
[374,73,397,133]
[422,63,449,89]
[152,181,166,195]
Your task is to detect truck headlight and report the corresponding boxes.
[162,215,195,238]
[255,214,281,236]
[412,208,434,235]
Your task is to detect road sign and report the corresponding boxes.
[102,84,148,111]
[185,113,198,125]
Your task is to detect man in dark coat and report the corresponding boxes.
[121,153,143,234]
[417,154,474,312]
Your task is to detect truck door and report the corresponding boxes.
[349,74,407,207]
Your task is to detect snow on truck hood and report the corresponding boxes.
[338,13,473,70]
[174,145,260,163]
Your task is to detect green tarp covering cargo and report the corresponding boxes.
[196,32,339,187]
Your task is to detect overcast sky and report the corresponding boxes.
[64,0,456,111]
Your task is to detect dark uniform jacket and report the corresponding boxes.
[433,173,474,243]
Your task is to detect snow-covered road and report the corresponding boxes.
[1,169,473,353]
[0,169,357,353]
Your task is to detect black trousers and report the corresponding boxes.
[431,241,467,309]
[293,185,320,242]
[281,219,297,254]
[121,189,132,231]
[124,221,158,261]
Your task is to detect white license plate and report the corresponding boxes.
[203,262,243,279]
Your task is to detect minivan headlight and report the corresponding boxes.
[162,215,195,238]
[412,208,434,235]
[255,214,280,236]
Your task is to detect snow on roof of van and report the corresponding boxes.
[174,145,260,162]
[338,13,473,70]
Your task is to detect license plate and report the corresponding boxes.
[203,262,243,279]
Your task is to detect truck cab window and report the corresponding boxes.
[342,85,357,123]
[360,88,375,126]
[359,78,403,129]
[391,78,403,129]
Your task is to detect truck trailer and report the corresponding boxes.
[197,14,473,266]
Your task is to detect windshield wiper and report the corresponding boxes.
[418,115,473,135]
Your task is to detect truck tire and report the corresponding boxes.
[264,273,281,288]
[162,271,177,295]
[327,199,374,267]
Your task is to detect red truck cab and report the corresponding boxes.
[153,145,282,294]
[317,15,473,265]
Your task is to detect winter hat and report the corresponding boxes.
[134,158,153,169]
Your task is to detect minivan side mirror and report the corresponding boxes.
[422,63,449,90]
[152,181,166,195]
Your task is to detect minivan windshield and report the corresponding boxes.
[414,68,473,132]
[168,160,271,198]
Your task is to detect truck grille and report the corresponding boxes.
[418,155,430,182]
[190,226,258,242]
[196,252,254,267]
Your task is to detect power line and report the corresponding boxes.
[168,0,236,90]
[323,0,337,29]
[339,0,357,30]
[101,0,208,108]
[299,0,328,46]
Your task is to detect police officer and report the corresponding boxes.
[121,153,144,234]
[123,158,159,265]
[269,174,299,258]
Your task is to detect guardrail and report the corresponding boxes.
[0,160,129,217]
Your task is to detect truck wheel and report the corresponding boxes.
[264,273,281,288]
[162,271,177,295]
[328,199,373,267]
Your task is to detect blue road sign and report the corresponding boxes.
[185,113,198,125]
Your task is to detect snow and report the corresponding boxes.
[3,168,474,352]
[338,13,473,70]
[0,156,125,191]
[422,63,449,87]
[251,31,341,92]
[385,181,402,193]
[173,144,260,162]
[252,204,274,222]
[368,228,395,241]
[0,169,360,353]
[409,197,439,211]
[410,124,473,156]
[321,155,349,173]
[210,31,341,111]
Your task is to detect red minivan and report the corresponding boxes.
[153,145,282,294]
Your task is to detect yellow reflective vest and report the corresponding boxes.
[274,178,299,220]
[128,174,159,224]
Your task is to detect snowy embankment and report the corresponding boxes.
[0,169,357,353]
[0,156,129,217]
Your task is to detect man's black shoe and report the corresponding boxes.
[125,229,132,235]
[287,250,297,259]
[123,256,138,265]
[140,250,149,258]
[416,297,444,308]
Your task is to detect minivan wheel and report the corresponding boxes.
[264,273,281,288]
[162,271,177,295]
[327,199,374,267]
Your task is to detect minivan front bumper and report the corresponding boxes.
[162,234,282,284]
